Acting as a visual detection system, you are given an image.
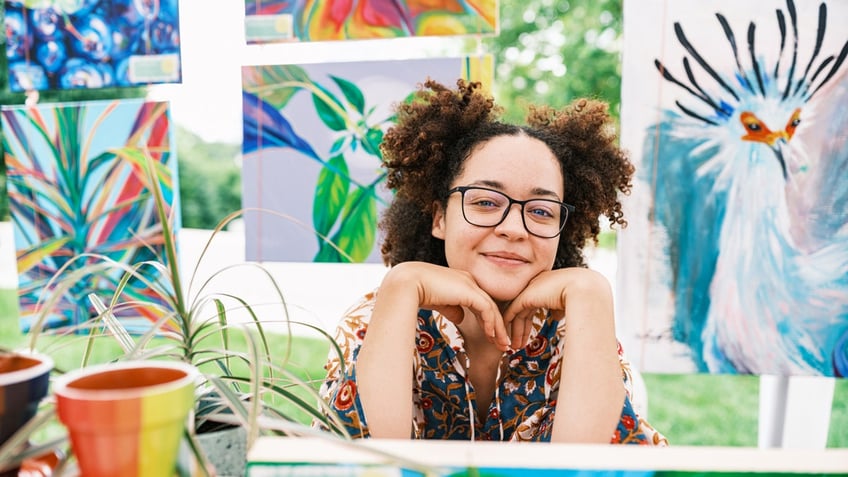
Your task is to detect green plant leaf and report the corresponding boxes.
[313,155,350,238]
[328,135,349,155]
[360,127,384,158]
[331,186,378,263]
[313,242,344,262]
[329,75,365,114]
[311,84,347,131]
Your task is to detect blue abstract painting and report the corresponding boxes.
[3,0,181,91]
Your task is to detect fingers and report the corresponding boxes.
[412,263,511,350]
[506,309,535,350]
[488,309,511,350]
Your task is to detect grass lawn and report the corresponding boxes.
[1,288,845,447]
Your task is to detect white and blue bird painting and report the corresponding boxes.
[630,0,848,376]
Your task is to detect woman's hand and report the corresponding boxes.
[503,266,624,443]
[396,262,511,349]
[502,267,612,349]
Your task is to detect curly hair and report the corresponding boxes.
[378,78,634,269]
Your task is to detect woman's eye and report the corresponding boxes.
[528,207,554,219]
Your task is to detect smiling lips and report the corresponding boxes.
[483,251,529,264]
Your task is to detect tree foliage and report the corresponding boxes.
[175,126,241,229]
[484,0,623,124]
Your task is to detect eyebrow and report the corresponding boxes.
[468,180,563,201]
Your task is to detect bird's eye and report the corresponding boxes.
[785,108,802,139]
[740,112,764,133]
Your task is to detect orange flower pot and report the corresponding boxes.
[54,361,197,477]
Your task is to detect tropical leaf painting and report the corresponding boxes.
[1,99,179,331]
[241,56,492,263]
[3,0,181,92]
[243,0,497,44]
[617,0,848,376]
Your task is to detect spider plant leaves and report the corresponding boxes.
[0,408,64,474]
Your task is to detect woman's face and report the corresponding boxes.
[431,134,565,304]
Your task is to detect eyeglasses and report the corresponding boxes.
[448,186,575,238]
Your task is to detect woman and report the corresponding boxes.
[318,78,667,445]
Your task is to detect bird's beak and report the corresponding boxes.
[770,138,789,181]
[763,130,790,147]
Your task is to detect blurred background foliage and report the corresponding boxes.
[1,0,621,227]
[484,0,621,124]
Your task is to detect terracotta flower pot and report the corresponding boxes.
[0,352,53,475]
[54,361,197,477]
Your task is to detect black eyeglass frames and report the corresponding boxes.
[447,186,575,238]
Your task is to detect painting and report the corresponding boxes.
[3,0,181,92]
[243,0,497,44]
[617,0,848,376]
[242,55,492,263]
[1,99,179,332]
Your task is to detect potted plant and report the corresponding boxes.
[5,152,353,476]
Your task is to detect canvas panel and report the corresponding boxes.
[241,55,493,264]
[618,0,848,376]
[1,99,180,332]
[243,0,497,44]
[3,0,181,92]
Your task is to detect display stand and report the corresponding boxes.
[758,375,835,449]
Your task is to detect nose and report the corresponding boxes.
[494,203,528,236]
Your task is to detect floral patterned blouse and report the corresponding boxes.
[318,290,668,445]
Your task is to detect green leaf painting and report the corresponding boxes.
[1,99,178,331]
[241,57,491,263]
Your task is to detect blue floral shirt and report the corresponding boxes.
[318,290,667,445]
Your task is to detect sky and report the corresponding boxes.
[147,0,471,144]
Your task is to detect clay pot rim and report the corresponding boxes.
[53,360,198,400]
[0,351,54,386]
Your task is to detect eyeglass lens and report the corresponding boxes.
[458,187,567,238]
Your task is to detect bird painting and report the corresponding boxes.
[623,0,848,376]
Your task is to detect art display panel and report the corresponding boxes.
[3,0,181,92]
[242,56,492,263]
[618,0,848,376]
[246,436,848,475]
[243,0,497,43]
[1,99,179,331]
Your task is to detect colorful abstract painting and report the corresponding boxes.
[617,0,848,376]
[242,56,492,263]
[243,0,497,44]
[3,0,181,92]
[1,99,179,331]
